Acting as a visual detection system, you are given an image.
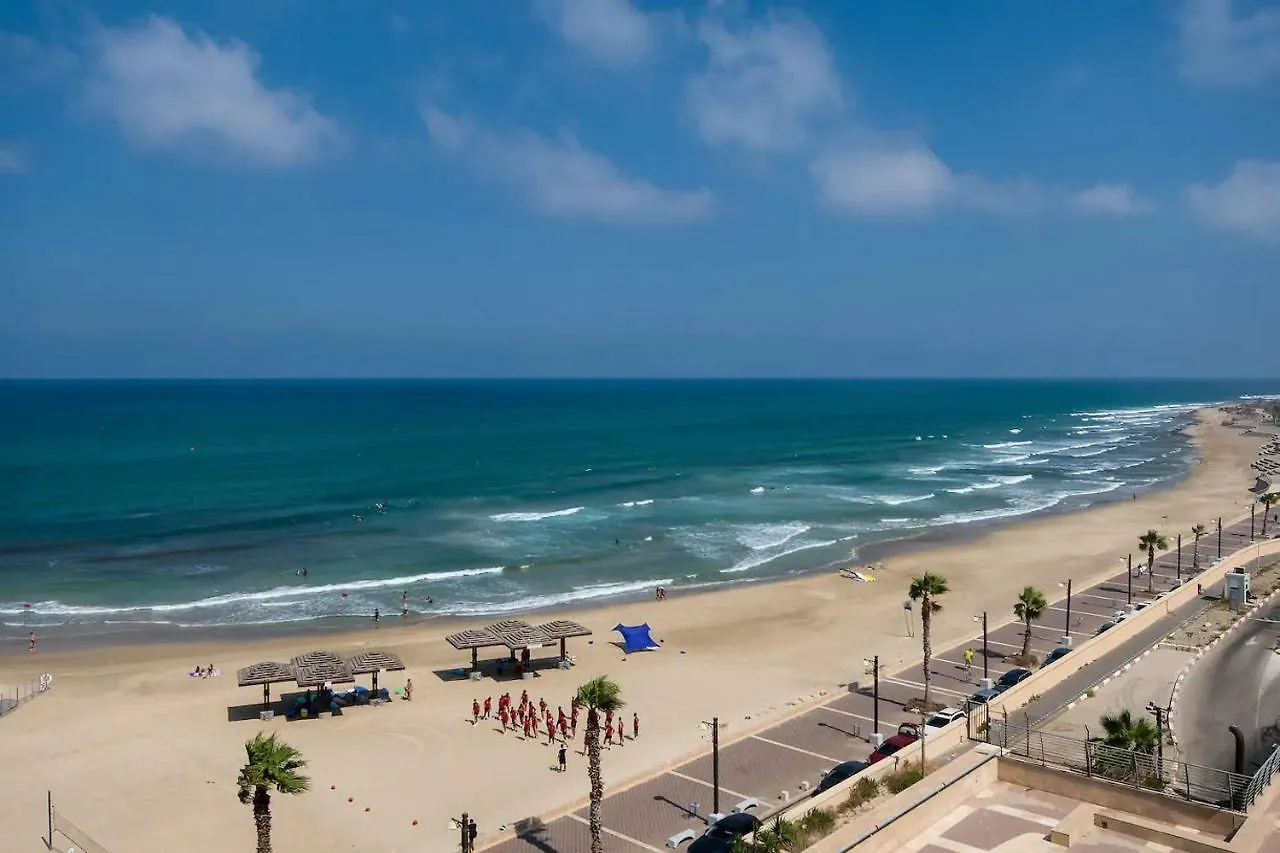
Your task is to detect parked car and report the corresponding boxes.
[1096,620,1117,635]
[965,687,1001,710]
[868,723,920,764]
[816,759,866,793]
[923,707,966,737]
[1044,646,1072,665]
[996,668,1033,691]
[688,812,761,853]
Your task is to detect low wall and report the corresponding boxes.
[985,539,1280,722]
[803,752,998,853]
[996,759,1244,836]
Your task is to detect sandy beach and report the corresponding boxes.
[0,409,1269,853]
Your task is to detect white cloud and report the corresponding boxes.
[84,16,340,166]
[421,102,712,224]
[1186,159,1280,241]
[1176,0,1280,87]
[1071,183,1154,217]
[686,13,843,152]
[0,141,27,174]
[810,145,1044,217]
[535,0,655,68]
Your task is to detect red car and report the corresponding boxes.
[868,723,920,764]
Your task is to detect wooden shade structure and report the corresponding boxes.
[345,650,405,693]
[445,619,591,671]
[236,661,296,709]
[291,650,354,689]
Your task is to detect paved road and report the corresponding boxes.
[1178,597,1280,774]
[482,519,1260,853]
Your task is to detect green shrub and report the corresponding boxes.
[799,807,837,836]
[838,775,880,812]
[882,766,924,794]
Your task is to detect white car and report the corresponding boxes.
[923,707,966,737]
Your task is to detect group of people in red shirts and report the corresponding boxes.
[471,689,639,750]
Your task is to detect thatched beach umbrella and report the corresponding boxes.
[236,661,296,709]
[445,625,504,672]
[345,650,405,693]
[291,650,354,689]
[534,619,592,660]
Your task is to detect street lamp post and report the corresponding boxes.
[1061,579,1073,640]
[1147,702,1166,781]
[1177,534,1182,583]
[972,613,988,680]
[1218,517,1223,559]
[1252,502,1256,541]
[702,717,721,816]
[1127,553,1133,605]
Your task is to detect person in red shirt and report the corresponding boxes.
[546,715,556,745]
[500,708,509,732]
[571,704,579,736]
[633,712,640,740]
[483,697,492,719]
[604,721,614,746]
[472,699,480,724]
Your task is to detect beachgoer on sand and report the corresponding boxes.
[483,697,492,718]
[404,678,413,701]
[558,744,567,772]
[633,712,639,739]
[472,699,480,724]
[373,608,381,626]
[28,632,37,653]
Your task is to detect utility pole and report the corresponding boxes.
[1252,503,1256,541]
[1064,580,1072,638]
[702,717,721,815]
[1176,534,1182,583]
[1127,553,1133,605]
[1146,703,1166,781]
[982,612,989,680]
[459,812,471,853]
[1218,517,1223,559]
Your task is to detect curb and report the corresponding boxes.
[1168,584,1280,749]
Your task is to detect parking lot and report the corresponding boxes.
[484,518,1257,853]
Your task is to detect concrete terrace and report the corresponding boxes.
[482,518,1263,853]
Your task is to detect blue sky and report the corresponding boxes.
[1,0,1278,379]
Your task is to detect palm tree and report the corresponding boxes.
[1261,493,1280,536]
[576,676,624,853]
[1013,586,1047,661]
[908,572,949,711]
[236,733,310,853]
[1098,709,1159,754]
[1138,529,1168,594]
[1190,523,1207,570]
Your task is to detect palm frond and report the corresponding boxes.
[575,676,624,713]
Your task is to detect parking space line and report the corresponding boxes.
[751,735,842,764]
[817,705,900,732]
[1047,604,1112,619]
[566,813,664,853]
[884,677,970,699]
[668,770,750,802]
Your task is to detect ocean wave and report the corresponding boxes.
[489,506,584,523]
[750,486,766,494]
[0,566,505,617]
[1071,402,1212,419]
[945,474,1034,494]
[617,499,654,508]
[981,440,1033,450]
[720,537,838,574]
[433,577,674,616]
[737,522,811,551]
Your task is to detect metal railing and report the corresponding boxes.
[48,792,113,853]
[1239,744,1280,810]
[0,675,52,717]
[979,712,1252,810]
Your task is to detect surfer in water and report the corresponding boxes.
[296,568,308,578]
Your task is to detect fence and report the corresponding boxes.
[0,674,52,717]
[46,792,113,853]
[1238,744,1280,810]
[975,712,1253,810]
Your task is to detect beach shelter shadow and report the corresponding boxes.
[613,623,660,654]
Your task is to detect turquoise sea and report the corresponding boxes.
[2,380,1277,634]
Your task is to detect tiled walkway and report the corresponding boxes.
[483,520,1260,853]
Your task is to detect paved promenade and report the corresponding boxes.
[484,519,1262,853]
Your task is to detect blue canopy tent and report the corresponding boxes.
[613,623,660,653]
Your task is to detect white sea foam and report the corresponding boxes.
[945,474,1034,494]
[617,499,655,508]
[736,522,812,551]
[0,566,505,617]
[489,506,584,522]
[879,492,935,505]
[1008,428,1022,434]
[981,440,1033,450]
[433,578,675,616]
[749,486,766,494]
[720,538,838,574]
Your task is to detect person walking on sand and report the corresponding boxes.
[483,697,492,719]
[547,716,557,745]
[558,744,567,772]
[373,608,381,626]
[401,591,409,617]
[963,647,975,682]
[633,712,640,740]
[404,678,413,701]
[28,631,37,653]
[571,704,579,737]
[472,699,480,725]
[605,721,614,747]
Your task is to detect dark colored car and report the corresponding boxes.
[868,723,920,764]
[1096,620,1117,635]
[996,668,1033,690]
[1044,646,1072,665]
[965,687,1001,710]
[816,759,866,793]
[689,812,761,853]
